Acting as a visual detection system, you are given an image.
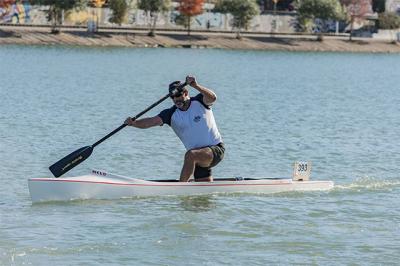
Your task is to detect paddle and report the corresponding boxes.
[49,82,187,177]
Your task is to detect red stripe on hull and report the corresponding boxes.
[29,179,294,187]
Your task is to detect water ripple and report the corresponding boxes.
[1,46,400,265]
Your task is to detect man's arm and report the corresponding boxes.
[124,116,163,129]
[186,75,216,106]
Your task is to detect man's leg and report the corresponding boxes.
[180,147,213,182]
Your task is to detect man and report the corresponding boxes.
[124,75,224,182]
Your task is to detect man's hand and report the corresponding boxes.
[124,116,163,129]
[186,75,198,87]
[124,117,137,127]
[185,75,216,105]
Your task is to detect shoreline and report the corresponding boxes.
[1,25,400,53]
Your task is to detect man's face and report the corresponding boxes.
[171,90,188,109]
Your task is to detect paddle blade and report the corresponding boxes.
[49,146,93,177]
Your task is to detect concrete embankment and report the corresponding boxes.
[1,25,400,53]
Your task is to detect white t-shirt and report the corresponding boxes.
[158,94,223,150]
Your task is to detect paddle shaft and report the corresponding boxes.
[92,93,170,148]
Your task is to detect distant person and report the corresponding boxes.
[124,75,224,182]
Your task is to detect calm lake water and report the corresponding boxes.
[1,45,400,265]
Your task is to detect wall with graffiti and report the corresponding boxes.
[0,1,31,23]
[0,2,297,33]
[0,1,49,24]
[105,9,296,33]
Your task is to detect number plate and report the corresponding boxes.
[293,161,311,181]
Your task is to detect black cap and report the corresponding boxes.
[169,81,187,96]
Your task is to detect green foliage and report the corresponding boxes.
[137,0,170,35]
[296,0,344,32]
[109,0,128,25]
[214,0,259,34]
[76,0,92,10]
[32,0,78,10]
[30,0,81,31]
[378,12,400,29]
[297,0,344,21]
[137,0,170,14]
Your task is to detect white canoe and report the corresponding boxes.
[28,164,334,203]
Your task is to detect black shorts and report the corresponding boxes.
[194,143,225,180]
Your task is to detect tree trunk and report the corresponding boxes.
[149,12,157,37]
[349,16,354,41]
[187,15,191,36]
[236,21,242,39]
[50,7,60,34]
[317,21,326,42]
[236,30,241,39]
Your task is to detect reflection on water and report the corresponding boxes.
[179,195,216,212]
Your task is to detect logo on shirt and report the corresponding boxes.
[193,115,201,122]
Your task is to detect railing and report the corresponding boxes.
[0,23,350,37]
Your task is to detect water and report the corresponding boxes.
[1,45,400,265]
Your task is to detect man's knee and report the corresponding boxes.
[184,150,197,162]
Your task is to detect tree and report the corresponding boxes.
[296,0,345,41]
[108,0,127,25]
[31,0,80,33]
[178,0,204,36]
[138,0,170,36]
[341,0,371,41]
[214,0,259,39]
